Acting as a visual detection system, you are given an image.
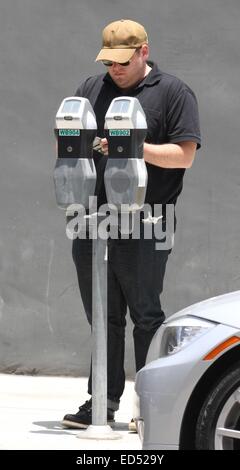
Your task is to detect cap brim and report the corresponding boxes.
[95,48,136,63]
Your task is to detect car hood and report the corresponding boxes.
[165,290,240,329]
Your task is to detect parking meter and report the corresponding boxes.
[104,97,148,217]
[54,97,97,209]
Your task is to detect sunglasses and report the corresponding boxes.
[102,59,131,67]
[102,47,142,67]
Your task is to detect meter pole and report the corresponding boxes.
[92,225,108,425]
[77,215,120,440]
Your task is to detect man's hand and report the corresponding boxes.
[100,138,109,155]
[92,137,109,155]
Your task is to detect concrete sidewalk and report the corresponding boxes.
[0,374,141,450]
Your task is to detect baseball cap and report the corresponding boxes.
[95,19,148,64]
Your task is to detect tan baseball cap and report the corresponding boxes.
[95,19,148,63]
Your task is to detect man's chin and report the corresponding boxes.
[114,78,130,89]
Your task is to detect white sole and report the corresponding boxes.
[62,419,88,429]
[62,419,115,429]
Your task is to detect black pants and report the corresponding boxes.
[72,230,171,405]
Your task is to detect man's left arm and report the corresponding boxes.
[143,141,197,169]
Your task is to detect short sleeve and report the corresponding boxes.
[167,85,201,149]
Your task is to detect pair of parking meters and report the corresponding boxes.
[54,96,148,215]
[54,96,148,436]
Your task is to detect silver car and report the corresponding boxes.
[134,290,240,450]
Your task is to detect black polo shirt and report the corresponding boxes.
[75,61,201,207]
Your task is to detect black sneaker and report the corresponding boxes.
[62,399,115,429]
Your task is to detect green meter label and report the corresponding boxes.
[59,129,80,136]
[109,129,130,137]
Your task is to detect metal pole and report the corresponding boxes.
[77,215,120,440]
[91,232,108,425]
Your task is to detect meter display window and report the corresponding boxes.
[62,100,81,114]
[111,99,130,114]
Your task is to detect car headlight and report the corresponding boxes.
[160,316,216,356]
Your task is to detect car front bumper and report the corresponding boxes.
[135,323,238,449]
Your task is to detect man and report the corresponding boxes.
[62,19,201,429]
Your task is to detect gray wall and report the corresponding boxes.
[0,0,239,377]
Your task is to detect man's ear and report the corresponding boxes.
[141,44,149,60]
